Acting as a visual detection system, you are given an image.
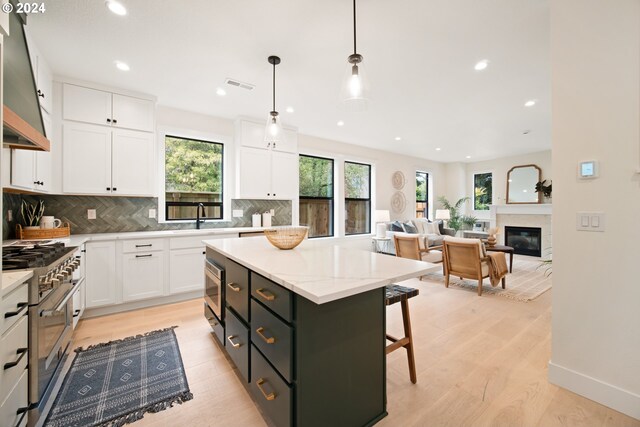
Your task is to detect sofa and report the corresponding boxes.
[382,218,455,255]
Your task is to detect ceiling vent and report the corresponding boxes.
[225,78,255,91]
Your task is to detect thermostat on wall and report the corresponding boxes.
[579,161,598,179]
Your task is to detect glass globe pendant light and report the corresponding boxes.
[340,0,369,111]
[265,55,284,145]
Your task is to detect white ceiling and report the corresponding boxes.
[27,0,551,163]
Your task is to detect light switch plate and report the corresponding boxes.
[577,212,605,232]
[148,209,156,219]
[270,209,275,217]
[233,209,244,218]
[87,209,96,220]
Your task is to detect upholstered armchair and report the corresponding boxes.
[442,236,507,296]
[393,234,443,270]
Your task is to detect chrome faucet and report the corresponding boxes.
[196,203,206,229]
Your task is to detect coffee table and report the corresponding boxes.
[485,245,515,273]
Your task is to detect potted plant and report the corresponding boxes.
[20,199,45,229]
[535,180,552,200]
[437,196,477,235]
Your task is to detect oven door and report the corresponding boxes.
[204,259,223,321]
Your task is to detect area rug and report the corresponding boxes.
[44,327,193,427]
[422,257,552,302]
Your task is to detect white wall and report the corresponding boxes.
[465,150,552,218]
[549,0,640,419]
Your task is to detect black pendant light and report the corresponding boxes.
[340,0,369,111]
[265,55,284,144]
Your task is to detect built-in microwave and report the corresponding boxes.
[204,258,225,343]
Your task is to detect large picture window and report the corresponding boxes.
[165,135,223,220]
[344,161,371,235]
[473,172,492,210]
[416,171,429,218]
[299,155,334,238]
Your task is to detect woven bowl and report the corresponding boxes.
[264,226,309,250]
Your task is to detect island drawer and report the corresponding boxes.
[251,273,292,322]
[225,259,250,323]
[250,344,292,427]
[251,300,293,383]
[225,309,250,383]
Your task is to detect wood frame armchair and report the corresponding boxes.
[393,235,443,280]
[442,237,506,296]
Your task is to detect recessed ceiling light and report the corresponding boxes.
[523,189,528,193]
[337,120,345,126]
[435,147,442,151]
[286,106,294,113]
[465,155,472,159]
[106,0,127,16]
[523,130,531,135]
[474,60,489,71]
[394,137,402,141]
[215,88,226,96]
[524,99,536,107]
[114,61,129,71]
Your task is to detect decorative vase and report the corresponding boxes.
[487,235,497,247]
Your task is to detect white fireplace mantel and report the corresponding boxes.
[490,204,552,217]
[489,204,553,256]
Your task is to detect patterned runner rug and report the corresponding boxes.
[44,327,193,427]
[422,257,552,302]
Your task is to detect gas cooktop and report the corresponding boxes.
[2,242,76,271]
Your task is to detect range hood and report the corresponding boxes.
[3,10,49,151]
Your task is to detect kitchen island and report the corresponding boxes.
[203,237,436,427]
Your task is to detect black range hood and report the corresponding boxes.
[3,9,49,151]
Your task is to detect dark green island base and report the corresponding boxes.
[206,247,387,427]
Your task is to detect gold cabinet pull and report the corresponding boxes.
[227,335,241,348]
[256,327,276,344]
[227,283,241,292]
[256,378,276,401]
[256,288,275,301]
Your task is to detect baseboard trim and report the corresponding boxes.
[548,361,640,420]
[83,291,202,318]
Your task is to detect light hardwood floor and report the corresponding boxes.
[72,271,639,427]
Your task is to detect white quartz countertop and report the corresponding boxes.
[2,270,33,297]
[204,237,438,304]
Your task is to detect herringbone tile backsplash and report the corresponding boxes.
[2,193,291,240]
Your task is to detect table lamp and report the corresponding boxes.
[435,209,450,227]
[374,210,390,238]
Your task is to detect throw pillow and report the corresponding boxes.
[413,218,429,234]
[424,222,439,235]
[437,220,445,234]
[402,221,418,234]
[390,221,404,232]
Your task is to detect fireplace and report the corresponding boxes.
[504,226,542,257]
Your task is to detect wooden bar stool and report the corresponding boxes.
[385,284,419,384]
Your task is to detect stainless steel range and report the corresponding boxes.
[2,241,85,424]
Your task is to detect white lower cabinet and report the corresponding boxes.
[169,248,205,294]
[85,241,117,308]
[122,252,165,302]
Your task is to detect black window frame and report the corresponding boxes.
[344,160,372,236]
[299,154,335,238]
[416,171,429,219]
[473,172,493,211]
[164,134,224,221]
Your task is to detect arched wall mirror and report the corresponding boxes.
[506,164,541,204]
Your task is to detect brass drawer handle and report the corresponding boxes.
[256,288,275,301]
[256,378,276,401]
[256,327,276,344]
[227,335,241,348]
[227,283,241,292]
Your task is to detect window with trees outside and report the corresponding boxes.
[165,135,223,220]
[299,155,334,238]
[344,161,371,235]
[473,172,492,210]
[416,171,429,218]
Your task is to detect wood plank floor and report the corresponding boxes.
[72,270,639,427]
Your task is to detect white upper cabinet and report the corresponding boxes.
[270,150,298,200]
[111,129,155,196]
[10,148,51,192]
[274,129,298,154]
[62,122,112,195]
[25,29,53,113]
[62,84,155,132]
[238,147,272,199]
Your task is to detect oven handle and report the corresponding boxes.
[41,278,85,317]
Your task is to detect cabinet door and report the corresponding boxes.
[34,151,51,193]
[62,84,112,126]
[62,122,112,195]
[122,252,164,302]
[272,129,298,154]
[111,129,155,196]
[35,55,53,114]
[112,94,155,132]
[237,146,272,199]
[10,149,35,190]
[85,241,116,308]
[169,248,205,294]
[239,120,268,149]
[270,150,298,200]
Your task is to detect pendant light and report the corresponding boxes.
[265,55,284,144]
[340,0,369,111]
